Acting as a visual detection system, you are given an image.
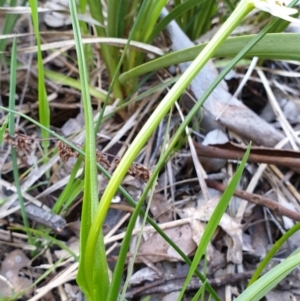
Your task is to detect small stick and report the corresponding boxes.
[206,179,300,221]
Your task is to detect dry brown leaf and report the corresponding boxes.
[177,196,243,264]
[150,193,172,223]
[0,250,32,298]
[54,237,79,259]
[137,224,197,263]
[189,218,225,269]
[248,207,268,259]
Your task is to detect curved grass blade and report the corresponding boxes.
[12,226,78,260]
[0,0,21,64]
[8,37,33,245]
[68,0,109,299]
[29,0,50,153]
[104,5,300,300]
[119,33,300,84]
[148,0,207,42]
[235,252,300,301]
[0,114,9,144]
[177,144,251,300]
[248,222,300,286]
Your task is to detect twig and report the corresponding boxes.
[206,180,300,221]
[125,271,254,298]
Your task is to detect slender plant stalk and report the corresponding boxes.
[8,38,33,245]
[84,0,252,282]
[178,144,251,299]
[68,0,109,299]
[149,0,207,42]
[88,0,123,99]
[29,0,50,155]
[0,0,20,63]
[109,110,173,301]
[235,253,300,300]
[87,0,123,100]
[248,222,300,286]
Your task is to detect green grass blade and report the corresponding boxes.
[13,226,78,260]
[94,0,157,133]
[0,114,9,144]
[52,174,84,214]
[235,253,300,301]
[188,0,217,40]
[177,144,251,300]
[119,33,300,85]
[29,0,50,152]
[68,0,109,299]
[88,0,123,99]
[191,280,207,301]
[248,222,300,286]
[143,0,168,41]
[44,70,110,102]
[149,0,207,42]
[8,37,33,245]
[0,0,19,64]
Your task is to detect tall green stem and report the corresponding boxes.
[84,0,253,273]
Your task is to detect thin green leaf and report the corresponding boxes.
[112,110,173,301]
[29,0,50,152]
[0,114,9,144]
[149,0,207,42]
[85,4,251,296]
[177,143,251,300]
[248,222,300,286]
[235,253,300,301]
[85,3,252,301]
[119,33,300,84]
[8,37,33,245]
[88,0,123,100]
[68,0,108,299]
[44,70,110,102]
[191,280,207,301]
[0,0,20,64]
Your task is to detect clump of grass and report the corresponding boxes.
[2,0,300,300]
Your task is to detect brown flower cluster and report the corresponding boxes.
[57,141,151,182]
[5,133,152,182]
[4,132,34,152]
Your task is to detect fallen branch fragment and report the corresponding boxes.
[206,180,300,221]
[126,271,254,298]
[195,140,300,171]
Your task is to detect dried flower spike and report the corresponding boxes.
[57,141,79,162]
[95,149,110,170]
[57,141,151,182]
[4,132,33,152]
[114,157,151,182]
